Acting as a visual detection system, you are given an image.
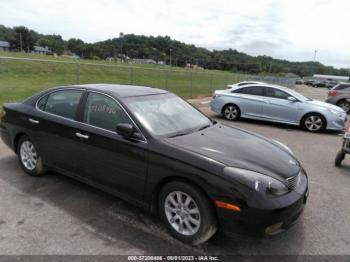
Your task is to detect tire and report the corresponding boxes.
[335,150,345,167]
[337,100,350,113]
[17,135,47,176]
[301,113,326,132]
[158,181,217,245]
[222,104,240,121]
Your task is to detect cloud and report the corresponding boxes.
[0,0,349,68]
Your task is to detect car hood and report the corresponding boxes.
[164,124,300,180]
[306,100,344,112]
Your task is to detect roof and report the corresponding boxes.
[0,41,10,47]
[64,84,168,98]
[229,82,292,93]
[227,81,265,87]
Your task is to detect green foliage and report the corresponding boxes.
[13,26,36,52]
[0,55,248,107]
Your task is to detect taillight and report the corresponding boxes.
[328,90,337,97]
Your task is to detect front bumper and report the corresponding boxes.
[210,99,222,114]
[326,112,347,130]
[216,186,308,237]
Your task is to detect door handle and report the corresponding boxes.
[28,118,39,124]
[75,132,89,140]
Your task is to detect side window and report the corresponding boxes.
[233,86,264,96]
[265,87,290,99]
[83,93,132,132]
[41,90,83,119]
[232,88,244,93]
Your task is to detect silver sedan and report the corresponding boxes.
[210,83,346,132]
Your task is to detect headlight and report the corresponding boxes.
[272,140,294,155]
[224,167,289,196]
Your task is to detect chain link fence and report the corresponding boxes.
[0,56,296,106]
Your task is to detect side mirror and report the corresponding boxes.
[116,123,135,138]
[287,96,297,102]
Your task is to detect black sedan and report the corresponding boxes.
[0,84,308,245]
[312,81,326,88]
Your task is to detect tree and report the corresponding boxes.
[67,38,85,57]
[13,26,35,52]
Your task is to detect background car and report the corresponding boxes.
[0,84,308,245]
[226,81,265,89]
[305,80,316,86]
[325,81,338,89]
[295,79,304,85]
[211,83,346,132]
[326,82,350,113]
[312,81,326,88]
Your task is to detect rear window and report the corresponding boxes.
[334,84,350,90]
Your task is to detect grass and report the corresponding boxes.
[0,51,250,107]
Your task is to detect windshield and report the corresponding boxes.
[125,93,212,137]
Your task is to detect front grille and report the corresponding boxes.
[286,172,300,190]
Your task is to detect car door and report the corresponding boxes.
[75,91,148,202]
[232,86,266,117]
[27,89,85,173]
[262,87,299,123]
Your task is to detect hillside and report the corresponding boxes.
[0,24,348,77]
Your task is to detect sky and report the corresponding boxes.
[0,0,349,68]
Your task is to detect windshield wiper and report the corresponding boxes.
[168,131,191,138]
[168,124,211,138]
[197,124,211,131]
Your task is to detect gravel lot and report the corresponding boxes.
[0,85,349,256]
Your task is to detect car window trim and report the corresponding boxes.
[35,88,147,143]
[36,88,86,120]
[82,90,147,143]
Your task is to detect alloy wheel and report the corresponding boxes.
[164,191,201,236]
[338,101,350,113]
[20,141,37,170]
[304,115,323,131]
[224,105,238,120]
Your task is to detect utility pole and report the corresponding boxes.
[313,50,318,62]
[26,37,29,53]
[169,48,172,67]
[311,50,317,76]
[19,32,23,52]
[119,32,124,62]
